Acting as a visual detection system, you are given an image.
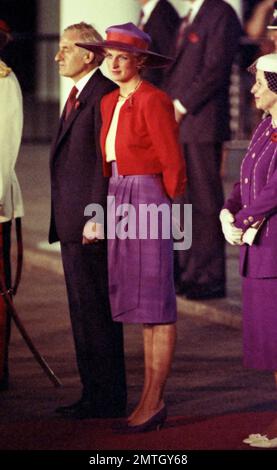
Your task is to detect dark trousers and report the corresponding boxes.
[61,241,126,414]
[0,221,12,387]
[174,143,225,287]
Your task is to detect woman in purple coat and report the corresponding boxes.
[220,53,277,447]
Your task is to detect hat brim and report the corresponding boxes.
[76,41,173,68]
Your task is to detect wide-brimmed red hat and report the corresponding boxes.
[76,22,172,68]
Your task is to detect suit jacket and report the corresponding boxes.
[163,0,242,143]
[141,0,180,86]
[100,81,186,199]
[0,61,24,223]
[224,117,277,278]
[49,69,116,244]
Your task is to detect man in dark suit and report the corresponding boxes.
[138,0,180,86]
[49,22,126,419]
[163,0,242,299]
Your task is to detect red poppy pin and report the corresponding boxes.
[271,132,277,143]
[188,32,200,44]
[74,100,80,110]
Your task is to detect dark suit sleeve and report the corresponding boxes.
[146,1,180,56]
[142,0,180,86]
[179,8,242,114]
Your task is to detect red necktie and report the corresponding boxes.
[65,86,78,119]
[175,10,192,51]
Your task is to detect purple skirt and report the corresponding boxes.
[107,163,176,324]
[242,277,277,370]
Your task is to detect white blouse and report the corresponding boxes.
[105,97,127,162]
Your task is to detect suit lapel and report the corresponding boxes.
[170,0,209,64]
[50,70,103,164]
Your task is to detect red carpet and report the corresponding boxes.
[0,412,277,450]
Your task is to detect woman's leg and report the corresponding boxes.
[129,322,176,426]
[128,325,153,421]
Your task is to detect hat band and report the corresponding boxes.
[106,31,148,51]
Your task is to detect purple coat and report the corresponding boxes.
[224,116,277,278]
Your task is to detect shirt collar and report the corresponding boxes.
[185,0,205,23]
[74,68,98,97]
[141,0,160,25]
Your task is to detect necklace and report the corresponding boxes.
[119,80,142,99]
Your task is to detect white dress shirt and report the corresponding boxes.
[74,68,98,97]
[140,0,160,25]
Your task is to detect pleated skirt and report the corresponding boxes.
[107,163,176,324]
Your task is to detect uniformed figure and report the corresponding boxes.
[0,20,24,390]
[221,53,277,409]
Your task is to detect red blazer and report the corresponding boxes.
[100,81,186,199]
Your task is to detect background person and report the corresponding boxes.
[137,0,180,86]
[0,19,24,391]
[220,53,277,448]
[163,0,242,299]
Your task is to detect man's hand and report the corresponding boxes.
[219,208,243,245]
[82,221,104,245]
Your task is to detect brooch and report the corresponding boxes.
[271,132,277,143]
[188,32,200,44]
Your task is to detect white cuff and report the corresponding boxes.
[173,99,187,115]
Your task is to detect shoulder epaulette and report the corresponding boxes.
[0,61,12,77]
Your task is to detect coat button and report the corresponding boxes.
[243,219,249,225]
[244,177,249,184]
[248,216,254,222]
[243,204,247,208]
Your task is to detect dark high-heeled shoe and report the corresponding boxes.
[116,406,167,434]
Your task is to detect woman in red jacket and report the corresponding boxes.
[78,22,186,433]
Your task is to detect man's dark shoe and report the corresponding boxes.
[185,284,226,300]
[56,399,126,420]
[55,398,90,415]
